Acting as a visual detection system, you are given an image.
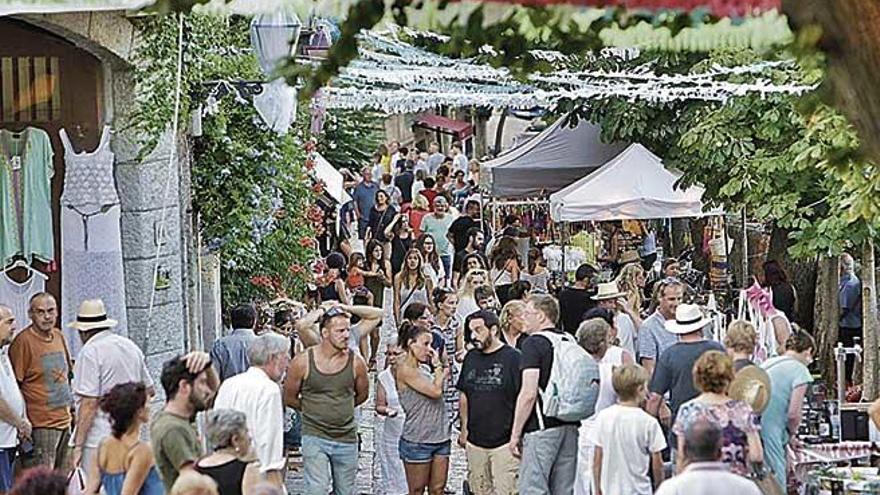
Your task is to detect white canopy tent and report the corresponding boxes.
[483,115,627,199]
[549,143,719,222]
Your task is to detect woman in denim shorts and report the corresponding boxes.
[395,323,451,494]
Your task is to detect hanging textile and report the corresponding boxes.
[0,127,55,265]
[59,125,128,358]
[0,271,45,335]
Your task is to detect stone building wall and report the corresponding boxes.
[15,11,194,386]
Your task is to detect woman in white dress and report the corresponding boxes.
[416,233,446,288]
[573,317,634,495]
[376,347,409,495]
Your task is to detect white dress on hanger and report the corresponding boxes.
[0,271,44,335]
[59,126,128,358]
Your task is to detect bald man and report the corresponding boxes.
[0,306,27,494]
[8,293,73,470]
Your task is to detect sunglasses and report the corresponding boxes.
[320,306,350,325]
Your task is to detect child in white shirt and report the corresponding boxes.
[589,363,667,495]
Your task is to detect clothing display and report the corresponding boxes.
[59,126,128,358]
[0,127,55,265]
[0,271,45,334]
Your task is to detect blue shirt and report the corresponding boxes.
[839,272,862,328]
[760,356,813,488]
[210,328,256,381]
[352,181,379,219]
[638,311,678,361]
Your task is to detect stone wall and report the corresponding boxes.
[17,11,192,387]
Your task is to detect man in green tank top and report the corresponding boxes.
[284,306,369,495]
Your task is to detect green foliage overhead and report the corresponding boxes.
[578,48,878,257]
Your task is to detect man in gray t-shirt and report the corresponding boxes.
[638,279,683,375]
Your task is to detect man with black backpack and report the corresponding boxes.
[509,294,599,494]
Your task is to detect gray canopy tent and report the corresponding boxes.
[483,114,628,199]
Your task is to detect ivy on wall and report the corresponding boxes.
[130,14,318,304]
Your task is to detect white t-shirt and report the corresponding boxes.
[71,331,154,449]
[655,463,762,495]
[0,350,24,448]
[614,312,637,358]
[588,404,667,495]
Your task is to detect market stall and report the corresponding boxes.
[548,143,715,222]
[483,114,627,199]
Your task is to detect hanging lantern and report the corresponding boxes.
[249,12,302,77]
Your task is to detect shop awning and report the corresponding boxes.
[0,0,298,16]
[413,114,473,140]
[549,143,721,222]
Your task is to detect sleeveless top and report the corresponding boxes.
[301,348,357,443]
[399,367,450,444]
[98,441,164,495]
[195,458,249,495]
[60,125,119,211]
[398,283,428,316]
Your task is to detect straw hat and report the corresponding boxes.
[591,281,628,301]
[664,304,712,334]
[68,299,118,331]
[728,365,771,413]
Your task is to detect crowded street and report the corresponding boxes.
[2,1,880,495]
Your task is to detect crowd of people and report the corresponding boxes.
[0,136,867,495]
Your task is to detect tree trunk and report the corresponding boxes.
[861,239,879,400]
[783,0,880,166]
[814,254,840,388]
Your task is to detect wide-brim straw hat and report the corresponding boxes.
[729,365,772,414]
[665,303,712,334]
[591,281,628,301]
[68,299,118,331]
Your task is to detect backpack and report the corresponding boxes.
[535,331,600,427]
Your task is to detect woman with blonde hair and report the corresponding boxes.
[672,351,763,476]
[455,268,487,324]
[616,263,646,325]
[499,300,527,350]
[725,320,758,371]
[394,249,434,323]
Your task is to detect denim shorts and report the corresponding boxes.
[399,438,451,463]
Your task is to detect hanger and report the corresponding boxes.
[4,259,49,280]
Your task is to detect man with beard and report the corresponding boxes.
[0,306,26,494]
[458,310,521,495]
[284,306,369,495]
[151,352,218,491]
[452,227,488,288]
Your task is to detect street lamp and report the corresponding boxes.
[249,12,302,135]
[249,11,302,77]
